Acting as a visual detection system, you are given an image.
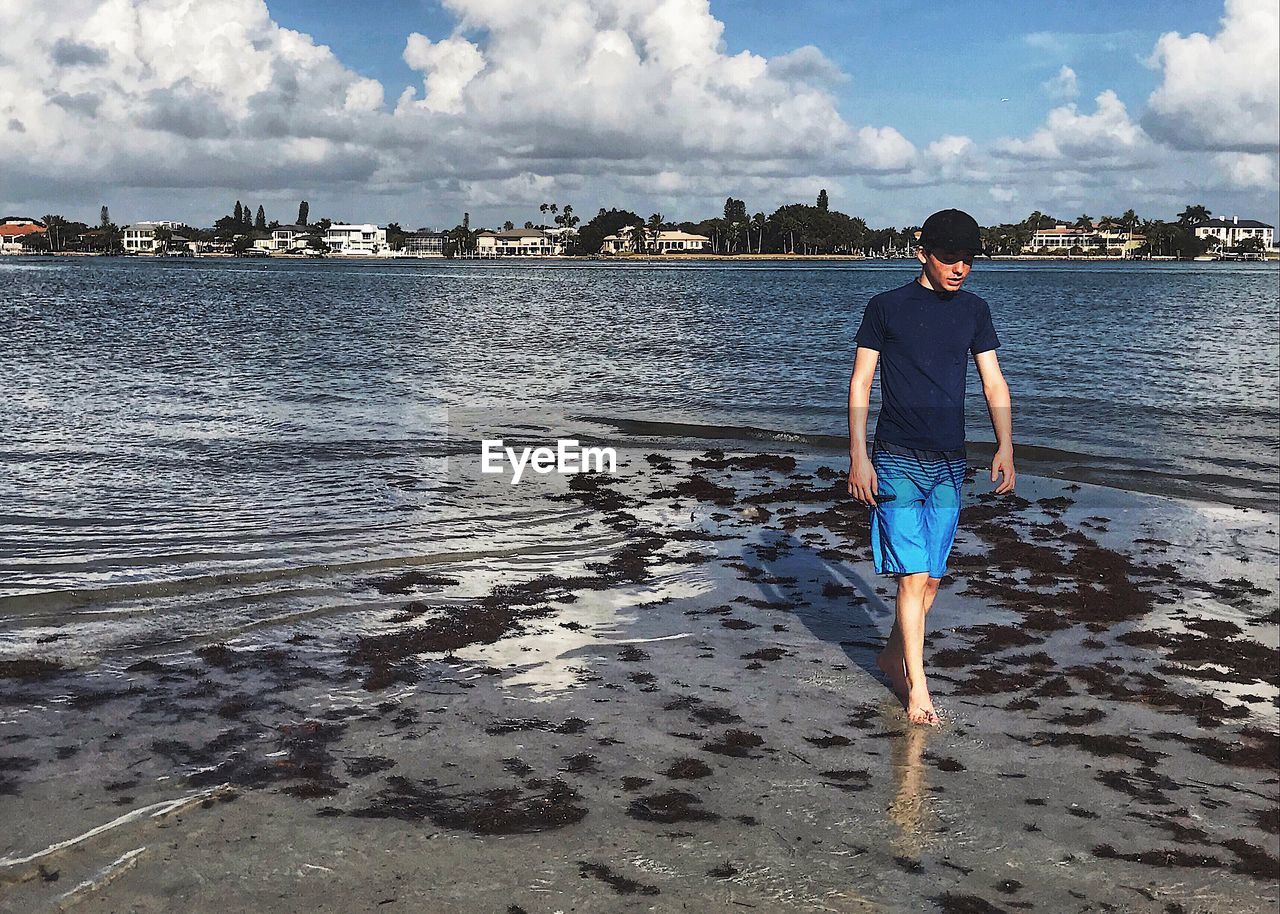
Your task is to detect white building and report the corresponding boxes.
[542,226,578,248]
[271,224,312,251]
[1025,223,1143,254]
[472,228,562,256]
[1192,216,1274,250]
[122,220,183,253]
[600,227,711,254]
[323,224,388,255]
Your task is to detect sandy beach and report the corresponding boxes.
[1,445,1276,913]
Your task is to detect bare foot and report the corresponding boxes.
[876,648,909,702]
[906,686,940,727]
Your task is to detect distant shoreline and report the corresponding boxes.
[5,251,1276,263]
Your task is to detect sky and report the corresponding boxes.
[1,0,1276,230]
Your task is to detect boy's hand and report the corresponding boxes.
[991,447,1016,494]
[848,456,879,506]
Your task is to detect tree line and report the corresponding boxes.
[15,194,1256,259]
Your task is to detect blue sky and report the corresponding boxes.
[3,0,1275,228]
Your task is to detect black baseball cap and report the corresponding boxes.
[918,209,984,254]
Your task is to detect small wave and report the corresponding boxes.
[0,535,592,619]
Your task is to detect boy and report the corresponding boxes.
[846,208,1015,726]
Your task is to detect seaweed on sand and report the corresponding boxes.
[353,775,588,834]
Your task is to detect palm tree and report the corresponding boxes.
[646,213,664,252]
[554,204,580,230]
[1177,204,1211,225]
[628,217,646,254]
[1012,224,1032,254]
[750,212,766,253]
[1074,213,1093,229]
[539,203,549,227]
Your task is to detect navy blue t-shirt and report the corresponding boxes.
[854,279,1000,453]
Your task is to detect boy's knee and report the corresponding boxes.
[922,576,942,611]
[897,572,931,593]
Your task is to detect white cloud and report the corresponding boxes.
[994,90,1152,167]
[1213,152,1277,189]
[1042,65,1078,100]
[402,33,485,113]
[863,133,996,192]
[392,0,910,172]
[0,0,388,195]
[1144,0,1279,153]
[767,45,850,87]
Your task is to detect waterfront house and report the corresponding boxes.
[402,230,449,257]
[1025,222,1143,255]
[472,228,561,256]
[323,224,388,255]
[0,217,46,252]
[600,227,711,254]
[542,226,579,250]
[1191,216,1274,250]
[652,230,711,253]
[270,224,313,252]
[122,220,183,254]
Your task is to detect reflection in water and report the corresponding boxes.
[887,723,933,859]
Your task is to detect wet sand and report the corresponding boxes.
[1,448,1277,912]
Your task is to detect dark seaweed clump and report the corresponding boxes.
[353,775,588,834]
[626,789,719,823]
[577,862,660,896]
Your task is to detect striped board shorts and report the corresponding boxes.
[868,439,967,578]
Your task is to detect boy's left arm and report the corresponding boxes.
[975,350,1015,494]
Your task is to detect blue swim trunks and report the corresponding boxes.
[869,440,967,578]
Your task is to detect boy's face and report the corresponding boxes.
[917,247,974,293]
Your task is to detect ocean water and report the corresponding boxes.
[2,257,1277,648]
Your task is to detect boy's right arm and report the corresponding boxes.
[847,346,880,505]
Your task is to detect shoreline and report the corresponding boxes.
[5,250,1277,263]
[580,415,1280,512]
[1,446,1276,911]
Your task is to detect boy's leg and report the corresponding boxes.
[895,573,940,725]
[878,574,942,727]
[878,575,941,685]
[870,445,942,716]
[895,454,966,723]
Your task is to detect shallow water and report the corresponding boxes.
[2,257,1277,640]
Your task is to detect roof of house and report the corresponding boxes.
[272,224,307,233]
[601,229,709,242]
[1194,218,1273,229]
[656,230,709,241]
[0,223,48,238]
